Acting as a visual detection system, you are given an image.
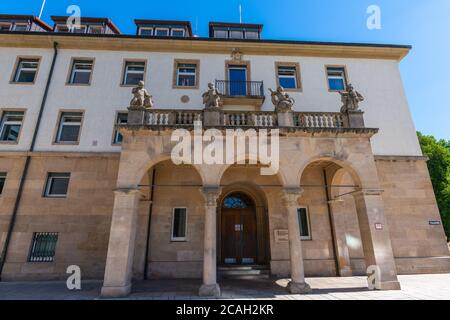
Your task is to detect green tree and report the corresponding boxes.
[417,132,450,238]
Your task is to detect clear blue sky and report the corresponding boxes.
[1,0,449,140]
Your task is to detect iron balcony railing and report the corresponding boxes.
[215,80,264,98]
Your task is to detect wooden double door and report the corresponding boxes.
[221,207,257,265]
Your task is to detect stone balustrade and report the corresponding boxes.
[126,108,367,130]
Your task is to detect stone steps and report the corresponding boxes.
[218,265,270,280]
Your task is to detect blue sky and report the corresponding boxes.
[1,0,449,140]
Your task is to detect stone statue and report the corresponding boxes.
[129,81,153,110]
[202,82,221,109]
[269,86,295,112]
[339,84,364,113]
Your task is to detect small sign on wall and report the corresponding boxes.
[429,220,441,226]
[274,229,289,243]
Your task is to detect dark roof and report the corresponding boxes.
[50,16,121,34]
[134,19,192,36]
[0,14,52,31]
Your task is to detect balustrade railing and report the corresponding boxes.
[145,110,203,126]
[223,111,276,127]
[294,112,345,128]
[215,80,264,98]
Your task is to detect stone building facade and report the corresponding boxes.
[0,15,449,297]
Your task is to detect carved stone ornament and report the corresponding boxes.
[202,82,222,110]
[201,187,222,207]
[231,48,243,61]
[339,83,364,113]
[129,80,154,110]
[269,86,295,113]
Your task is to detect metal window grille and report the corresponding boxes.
[29,232,58,262]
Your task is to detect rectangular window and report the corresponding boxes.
[122,61,145,86]
[56,24,69,32]
[55,112,83,143]
[13,24,28,32]
[176,62,197,87]
[277,65,299,89]
[327,67,347,91]
[0,111,24,142]
[230,30,244,39]
[44,173,70,198]
[88,25,103,34]
[297,208,311,240]
[0,173,6,195]
[171,28,185,37]
[13,58,39,83]
[113,112,128,145]
[29,232,58,262]
[68,59,94,85]
[72,25,87,33]
[245,30,259,39]
[155,28,169,36]
[214,30,228,38]
[0,23,11,31]
[171,208,187,241]
[139,28,153,36]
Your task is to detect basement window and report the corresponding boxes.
[171,208,188,241]
[44,173,71,198]
[29,232,58,262]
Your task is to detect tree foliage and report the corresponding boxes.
[417,132,450,238]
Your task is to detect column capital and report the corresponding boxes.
[282,187,304,207]
[201,186,222,207]
[113,187,141,196]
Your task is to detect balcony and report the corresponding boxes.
[125,108,377,137]
[215,80,265,108]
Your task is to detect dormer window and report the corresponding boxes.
[210,23,262,40]
[244,30,259,39]
[13,24,28,31]
[230,30,244,39]
[171,28,185,37]
[72,25,87,33]
[88,25,103,34]
[0,23,11,31]
[214,30,228,38]
[139,27,153,36]
[155,28,169,36]
[55,24,69,32]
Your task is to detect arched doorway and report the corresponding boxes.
[220,192,258,265]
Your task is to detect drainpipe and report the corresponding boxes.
[0,42,59,280]
[143,168,156,280]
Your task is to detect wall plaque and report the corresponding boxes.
[429,220,441,226]
[374,223,383,230]
[274,229,289,242]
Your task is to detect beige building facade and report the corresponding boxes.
[0,15,449,297]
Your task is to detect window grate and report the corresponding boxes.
[29,232,58,262]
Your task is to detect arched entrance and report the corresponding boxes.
[220,192,258,265]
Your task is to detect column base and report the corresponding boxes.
[339,266,353,277]
[372,280,402,291]
[100,284,132,298]
[287,281,312,294]
[199,283,221,297]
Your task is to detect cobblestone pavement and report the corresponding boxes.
[0,274,449,300]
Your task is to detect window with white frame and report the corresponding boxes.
[29,232,58,262]
[155,28,169,36]
[13,58,39,83]
[88,25,103,34]
[176,62,197,87]
[68,59,94,85]
[327,67,347,91]
[277,65,299,89]
[72,25,87,33]
[245,30,259,39]
[0,111,24,142]
[214,29,228,38]
[44,173,70,198]
[230,30,244,39]
[0,172,6,195]
[122,61,145,85]
[139,27,153,36]
[297,207,311,240]
[171,208,187,241]
[55,112,83,143]
[171,28,185,37]
[113,112,128,145]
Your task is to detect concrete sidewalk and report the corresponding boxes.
[0,274,449,300]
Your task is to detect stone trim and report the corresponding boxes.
[374,155,429,162]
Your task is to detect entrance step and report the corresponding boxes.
[218,265,270,280]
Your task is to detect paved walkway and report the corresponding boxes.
[0,274,449,300]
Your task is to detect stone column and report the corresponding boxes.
[199,186,221,297]
[328,199,353,277]
[282,188,312,294]
[353,190,401,290]
[101,188,141,298]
